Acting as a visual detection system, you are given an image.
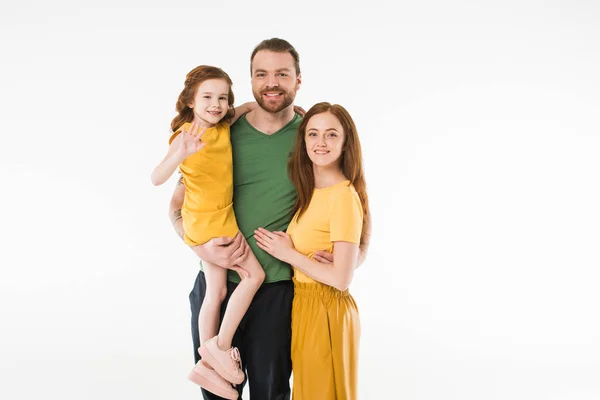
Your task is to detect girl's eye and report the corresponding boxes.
[203,96,211,99]
[219,97,227,100]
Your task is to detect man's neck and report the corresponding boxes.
[246,105,296,135]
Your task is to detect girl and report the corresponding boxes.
[254,102,369,399]
[151,65,265,400]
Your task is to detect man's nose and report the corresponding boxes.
[267,74,279,87]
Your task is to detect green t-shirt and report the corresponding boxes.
[218,113,301,283]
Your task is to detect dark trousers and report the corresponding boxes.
[189,270,294,400]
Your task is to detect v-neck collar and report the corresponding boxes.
[241,113,300,138]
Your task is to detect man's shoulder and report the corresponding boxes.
[230,114,249,131]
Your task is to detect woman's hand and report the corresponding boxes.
[178,120,206,157]
[254,227,295,263]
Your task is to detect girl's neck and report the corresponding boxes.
[313,164,347,189]
[193,113,216,129]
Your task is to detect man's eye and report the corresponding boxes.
[279,73,287,77]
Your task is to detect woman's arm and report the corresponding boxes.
[288,242,358,291]
[253,228,359,291]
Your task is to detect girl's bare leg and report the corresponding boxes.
[216,240,265,350]
[198,261,228,346]
[199,237,265,384]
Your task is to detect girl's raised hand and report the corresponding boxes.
[179,120,206,157]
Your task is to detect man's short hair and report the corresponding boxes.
[250,38,301,76]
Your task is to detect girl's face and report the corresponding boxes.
[189,79,230,126]
[304,111,345,168]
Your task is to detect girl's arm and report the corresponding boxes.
[253,228,359,291]
[151,134,187,186]
[231,102,258,125]
[151,123,206,186]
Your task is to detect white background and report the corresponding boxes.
[1,1,599,399]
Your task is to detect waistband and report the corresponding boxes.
[293,278,350,298]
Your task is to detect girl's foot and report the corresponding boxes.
[199,336,245,384]
[188,360,238,400]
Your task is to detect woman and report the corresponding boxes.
[254,102,369,399]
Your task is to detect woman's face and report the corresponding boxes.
[304,111,345,168]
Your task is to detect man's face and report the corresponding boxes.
[251,50,301,113]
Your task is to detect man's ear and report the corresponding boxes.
[296,73,302,91]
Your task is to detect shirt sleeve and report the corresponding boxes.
[330,187,363,244]
[168,123,189,145]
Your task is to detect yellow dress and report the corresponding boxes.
[169,122,238,246]
[286,180,363,400]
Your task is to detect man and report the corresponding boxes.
[169,38,369,399]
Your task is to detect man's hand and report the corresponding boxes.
[293,105,307,117]
[190,233,250,276]
[313,250,333,264]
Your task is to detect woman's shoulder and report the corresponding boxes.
[330,181,360,204]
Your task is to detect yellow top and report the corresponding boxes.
[286,180,363,283]
[169,122,238,246]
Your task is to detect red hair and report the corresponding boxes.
[170,65,235,132]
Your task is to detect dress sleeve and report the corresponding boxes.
[169,123,189,145]
[329,187,363,244]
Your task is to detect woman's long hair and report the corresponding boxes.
[170,65,235,132]
[288,102,369,245]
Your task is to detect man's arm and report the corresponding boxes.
[356,208,372,267]
[169,176,186,239]
[231,102,258,125]
[168,176,249,271]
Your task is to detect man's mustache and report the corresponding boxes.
[260,87,286,95]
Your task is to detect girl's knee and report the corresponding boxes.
[205,284,228,305]
[248,267,265,287]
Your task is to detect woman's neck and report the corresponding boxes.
[313,164,347,189]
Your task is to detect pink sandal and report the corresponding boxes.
[188,360,239,400]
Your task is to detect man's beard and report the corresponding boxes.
[253,86,295,114]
